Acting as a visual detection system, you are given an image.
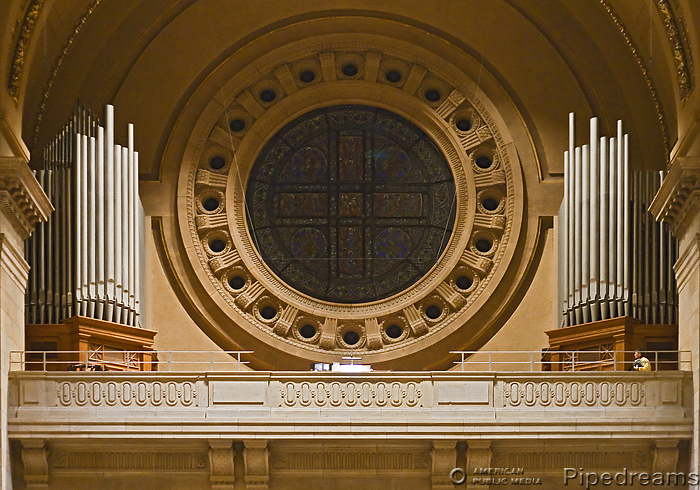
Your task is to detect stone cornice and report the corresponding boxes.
[649,157,700,236]
[0,157,52,239]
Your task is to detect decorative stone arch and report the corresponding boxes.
[163,30,538,369]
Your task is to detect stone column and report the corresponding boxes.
[0,158,51,490]
[650,156,700,477]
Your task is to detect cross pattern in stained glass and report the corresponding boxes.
[247,105,456,303]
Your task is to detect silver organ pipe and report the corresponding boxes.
[559,113,677,327]
[25,104,146,327]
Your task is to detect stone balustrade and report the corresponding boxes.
[9,371,692,441]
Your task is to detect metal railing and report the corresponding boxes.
[450,350,691,372]
[10,350,252,372]
[10,349,691,373]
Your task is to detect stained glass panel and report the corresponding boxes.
[246,105,456,303]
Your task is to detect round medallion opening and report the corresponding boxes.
[203,197,220,211]
[209,239,226,253]
[260,89,276,102]
[343,330,360,345]
[456,119,472,131]
[228,275,246,290]
[300,324,316,338]
[246,105,456,303]
[476,156,492,169]
[482,197,499,211]
[229,119,246,132]
[299,70,316,83]
[425,89,441,102]
[385,70,402,83]
[425,304,442,319]
[476,238,492,253]
[386,324,403,338]
[455,275,473,290]
[209,156,226,170]
[260,305,277,319]
[342,64,359,77]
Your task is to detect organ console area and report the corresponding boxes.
[546,113,678,371]
[24,105,155,371]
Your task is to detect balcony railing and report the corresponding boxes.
[10,350,252,372]
[451,350,690,371]
[10,349,691,372]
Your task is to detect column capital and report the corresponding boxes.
[0,157,52,239]
[650,157,700,237]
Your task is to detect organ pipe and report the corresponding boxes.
[25,104,145,327]
[559,113,677,327]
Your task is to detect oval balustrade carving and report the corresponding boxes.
[57,381,198,407]
[502,381,644,407]
[280,381,422,408]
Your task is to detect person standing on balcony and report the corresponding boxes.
[633,350,651,371]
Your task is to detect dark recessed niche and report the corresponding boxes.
[456,119,472,131]
[229,119,246,132]
[228,275,245,290]
[342,64,358,77]
[385,70,402,83]
[386,324,403,338]
[475,156,492,169]
[482,197,499,211]
[299,324,316,338]
[260,305,277,319]
[476,238,492,253]
[209,156,226,170]
[425,89,441,102]
[425,305,442,319]
[203,197,220,211]
[455,276,473,290]
[299,70,316,83]
[260,89,276,102]
[209,239,226,253]
[343,330,360,345]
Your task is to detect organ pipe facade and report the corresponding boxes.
[26,104,145,327]
[559,113,677,327]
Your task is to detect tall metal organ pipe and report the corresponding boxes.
[559,113,677,327]
[25,104,145,327]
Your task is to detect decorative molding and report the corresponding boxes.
[502,380,645,407]
[51,450,208,470]
[0,157,53,239]
[491,450,651,469]
[243,440,269,490]
[280,380,422,408]
[7,0,44,104]
[57,380,199,407]
[655,0,693,99]
[270,449,430,471]
[21,439,49,489]
[599,0,670,158]
[650,157,700,237]
[31,0,103,151]
[208,440,235,489]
